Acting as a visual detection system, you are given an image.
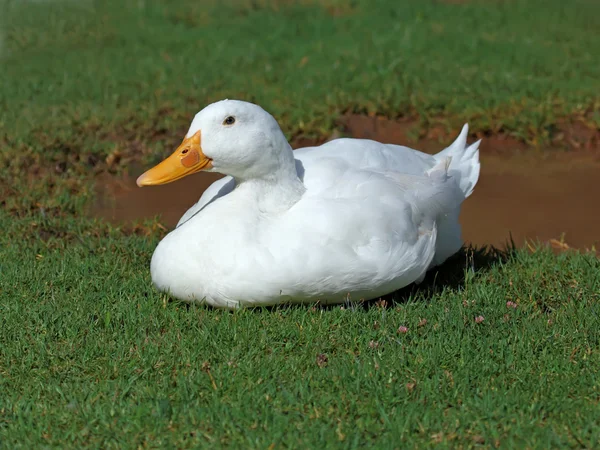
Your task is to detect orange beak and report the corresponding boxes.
[136,130,213,187]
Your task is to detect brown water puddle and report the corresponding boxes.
[93,117,600,250]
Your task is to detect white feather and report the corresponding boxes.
[149,101,480,308]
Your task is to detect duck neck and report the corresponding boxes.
[234,160,305,214]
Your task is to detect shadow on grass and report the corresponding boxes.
[301,241,515,312]
[273,240,515,312]
[381,241,515,307]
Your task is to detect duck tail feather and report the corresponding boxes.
[434,123,481,198]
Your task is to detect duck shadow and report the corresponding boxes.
[174,240,515,313]
[376,241,515,308]
[271,238,516,312]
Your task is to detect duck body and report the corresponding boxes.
[138,100,480,309]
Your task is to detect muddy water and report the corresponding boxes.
[93,121,600,250]
[461,155,599,249]
[94,171,225,228]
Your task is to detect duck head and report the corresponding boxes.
[137,100,294,186]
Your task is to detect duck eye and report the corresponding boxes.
[223,116,236,126]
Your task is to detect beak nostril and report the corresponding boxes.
[182,148,189,154]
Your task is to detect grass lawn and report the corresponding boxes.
[1,0,599,447]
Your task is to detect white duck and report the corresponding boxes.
[137,100,480,309]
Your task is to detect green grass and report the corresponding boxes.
[1,0,599,447]
[1,0,599,141]
[1,225,599,448]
